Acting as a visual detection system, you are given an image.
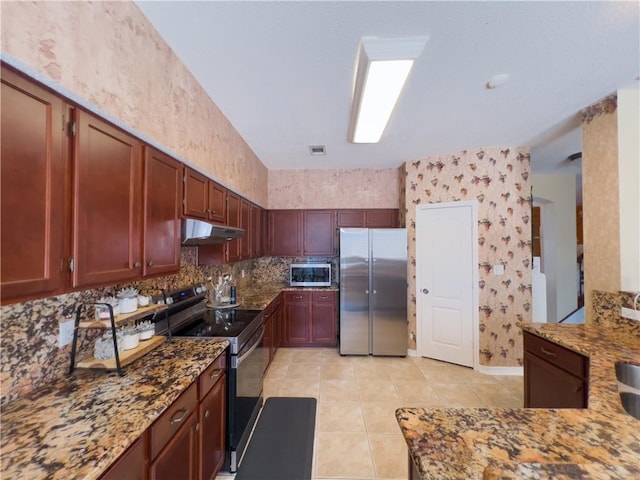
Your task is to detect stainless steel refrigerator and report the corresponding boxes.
[339,228,407,356]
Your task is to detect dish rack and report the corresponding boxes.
[68,298,169,377]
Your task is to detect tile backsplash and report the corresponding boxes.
[0,249,336,405]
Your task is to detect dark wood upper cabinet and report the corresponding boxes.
[269,210,303,256]
[143,147,181,277]
[1,66,68,303]
[226,191,242,263]
[303,210,335,256]
[337,209,398,228]
[183,167,228,225]
[241,198,251,259]
[250,203,262,258]
[72,109,143,288]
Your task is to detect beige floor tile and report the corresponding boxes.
[469,383,523,408]
[317,401,365,433]
[387,363,427,383]
[287,361,321,379]
[262,377,283,398]
[353,360,392,380]
[272,348,296,362]
[418,364,476,383]
[430,383,487,407]
[494,375,525,399]
[321,362,356,380]
[393,380,442,405]
[292,348,325,363]
[411,356,448,368]
[361,400,403,434]
[278,377,320,398]
[320,378,360,401]
[368,434,408,479]
[315,432,375,479]
[357,378,399,402]
[265,361,289,379]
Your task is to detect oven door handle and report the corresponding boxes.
[236,325,265,367]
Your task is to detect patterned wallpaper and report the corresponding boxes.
[268,168,401,209]
[402,147,532,367]
[1,1,268,205]
[581,96,620,322]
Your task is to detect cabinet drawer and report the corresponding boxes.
[199,352,227,399]
[285,291,309,303]
[312,291,336,303]
[150,382,198,460]
[524,332,588,379]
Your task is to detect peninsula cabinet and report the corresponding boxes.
[336,209,398,228]
[183,167,227,225]
[0,66,68,303]
[72,109,144,288]
[143,147,181,277]
[282,290,337,347]
[523,331,589,409]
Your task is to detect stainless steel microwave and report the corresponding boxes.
[290,263,331,287]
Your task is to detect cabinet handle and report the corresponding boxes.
[133,261,141,268]
[196,423,200,432]
[540,347,556,358]
[204,410,210,419]
[170,408,189,426]
[147,260,154,267]
[209,368,223,379]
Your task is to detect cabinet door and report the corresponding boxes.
[241,198,251,259]
[336,210,364,227]
[524,352,587,408]
[150,412,198,480]
[269,210,302,256]
[311,292,337,346]
[303,210,335,256]
[250,203,262,258]
[1,67,68,303]
[73,110,142,287]
[100,436,147,480]
[143,147,181,276]
[225,191,241,262]
[183,167,209,220]
[365,209,397,227]
[283,293,310,345]
[199,374,226,480]
[208,181,227,224]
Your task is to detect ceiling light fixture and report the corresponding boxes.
[349,36,428,144]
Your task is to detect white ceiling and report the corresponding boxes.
[136,1,639,173]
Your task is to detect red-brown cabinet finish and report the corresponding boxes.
[149,411,198,480]
[1,66,68,303]
[199,369,226,480]
[336,209,398,228]
[207,181,227,224]
[283,292,311,345]
[226,191,242,263]
[303,210,335,256]
[523,331,589,409]
[268,210,302,256]
[311,291,337,346]
[72,109,143,288]
[250,203,262,258]
[282,291,337,347]
[100,437,147,480]
[183,168,209,220]
[241,198,251,260]
[143,147,181,277]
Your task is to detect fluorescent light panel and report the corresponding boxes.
[349,37,428,144]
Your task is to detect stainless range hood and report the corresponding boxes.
[181,218,244,245]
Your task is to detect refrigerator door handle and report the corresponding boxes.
[365,289,369,294]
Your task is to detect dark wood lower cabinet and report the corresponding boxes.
[101,437,147,480]
[282,291,337,347]
[523,331,589,408]
[199,371,226,480]
[150,412,199,480]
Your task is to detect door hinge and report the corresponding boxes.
[68,257,74,272]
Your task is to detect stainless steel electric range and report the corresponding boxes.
[153,285,266,473]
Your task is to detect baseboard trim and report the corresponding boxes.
[407,349,418,357]
[475,365,523,376]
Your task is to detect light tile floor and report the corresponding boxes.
[219,347,523,480]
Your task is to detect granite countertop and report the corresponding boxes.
[236,283,338,310]
[396,323,640,480]
[1,338,229,480]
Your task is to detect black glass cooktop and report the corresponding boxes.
[174,309,261,338]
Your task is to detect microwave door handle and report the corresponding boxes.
[236,326,265,366]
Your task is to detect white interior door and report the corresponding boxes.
[416,202,477,367]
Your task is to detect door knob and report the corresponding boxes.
[422,288,429,294]
[147,260,154,267]
[133,261,141,268]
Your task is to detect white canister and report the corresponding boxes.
[119,297,138,314]
[137,295,150,307]
[121,331,140,350]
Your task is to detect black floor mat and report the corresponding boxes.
[235,397,317,480]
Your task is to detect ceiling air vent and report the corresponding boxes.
[309,145,326,156]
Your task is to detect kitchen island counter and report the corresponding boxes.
[396,322,640,479]
[1,338,228,480]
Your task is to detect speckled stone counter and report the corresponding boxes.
[1,339,228,480]
[236,283,338,310]
[396,323,640,479]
